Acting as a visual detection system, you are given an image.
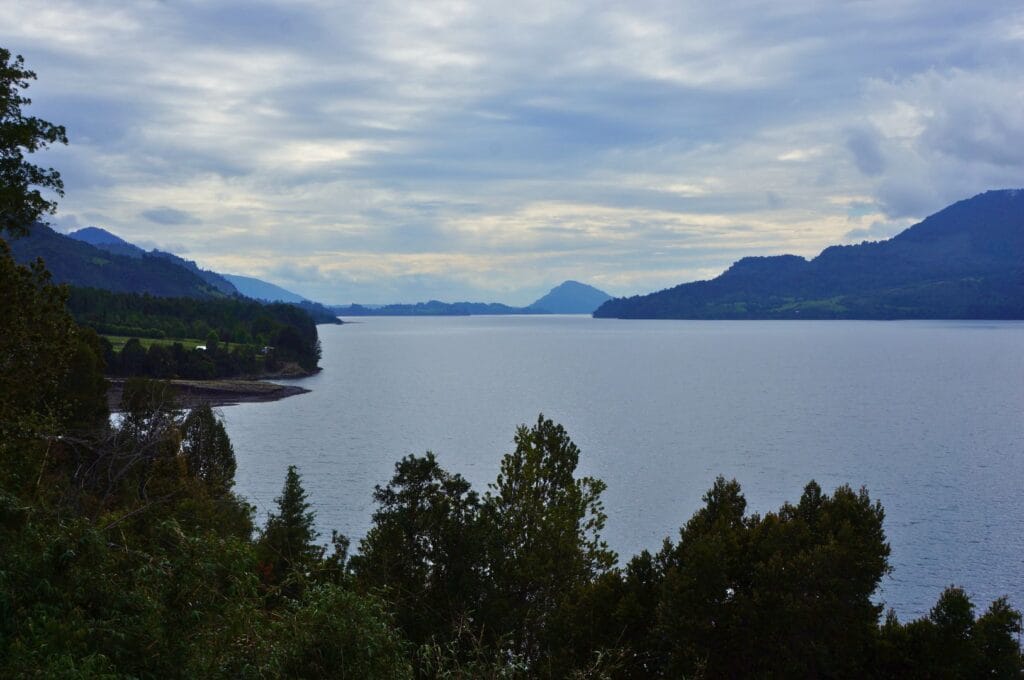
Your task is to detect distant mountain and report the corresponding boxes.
[222,273,307,303]
[9,225,341,324]
[332,300,545,316]
[151,251,239,295]
[8,225,229,298]
[69,226,145,259]
[68,227,240,295]
[594,189,1024,320]
[529,280,611,313]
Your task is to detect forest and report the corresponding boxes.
[67,287,323,377]
[1,239,1021,677]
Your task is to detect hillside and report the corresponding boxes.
[529,280,611,313]
[67,227,240,295]
[7,225,228,298]
[222,273,306,303]
[595,190,1024,319]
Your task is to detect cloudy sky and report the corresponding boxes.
[3,1,1023,304]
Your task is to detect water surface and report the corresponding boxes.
[222,316,1024,619]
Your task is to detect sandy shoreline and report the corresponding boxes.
[107,378,310,412]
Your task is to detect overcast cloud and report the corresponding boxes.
[3,0,1022,303]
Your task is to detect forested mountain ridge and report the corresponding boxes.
[10,224,341,324]
[7,224,229,298]
[68,226,250,297]
[595,189,1024,319]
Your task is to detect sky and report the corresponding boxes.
[3,1,1023,304]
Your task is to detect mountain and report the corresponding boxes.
[7,225,230,298]
[222,273,307,303]
[332,300,542,316]
[10,225,341,323]
[67,227,240,295]
[151,251,239,295]
[594,189,1024,320]
[529,280,611,313]
[68,226,145,259]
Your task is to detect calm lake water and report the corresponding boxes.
[221,316,1024,619]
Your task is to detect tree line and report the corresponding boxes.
[67,286,323,376]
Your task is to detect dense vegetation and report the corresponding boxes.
[8,224,234,298]
[65,228,344,325]
[65,286,323,377]
[595,189,1024,319]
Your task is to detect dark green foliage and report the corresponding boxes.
[181,403,236,496]
[0,239,79,442]
[353,453,486,653]
[653,478,890,677]
[68,286,322,374]
[481,415,617,667]
[877,587,1024,678]
[595,189,1024,319]
[267,584,412,679]
[257,465,322,588]
[60,326,111,433]
[0,49,67,238]
[8,223,231,298]
[355,448,1022,678]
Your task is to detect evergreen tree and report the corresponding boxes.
[353,452,485,654]
[481,415,616,667]
[181,403,236,496]
[259,465,321,587]
[0,47,67,237]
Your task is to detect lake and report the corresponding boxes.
[221,316,1024,619]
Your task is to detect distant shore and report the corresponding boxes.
[107,378,310,412]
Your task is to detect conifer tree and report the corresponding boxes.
[259,465,321,586]
[181,403,236,496]
[0,47,67,237]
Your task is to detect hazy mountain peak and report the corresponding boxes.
[68,226,133,246]
[530,280,612,314]
[222,273,307,303]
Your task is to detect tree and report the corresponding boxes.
[655,478,890,677]
[878,587,1024,677]
[0,240,78,442]
[481,415,616,666]
[180,403,236,496]
[352,452,485,652]
[1,48,67,237]
[258,465,321,587]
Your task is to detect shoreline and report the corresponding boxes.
[106,378,311,412]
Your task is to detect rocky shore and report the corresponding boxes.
[107,378,310,412]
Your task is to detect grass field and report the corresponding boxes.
[104,335,249,352]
